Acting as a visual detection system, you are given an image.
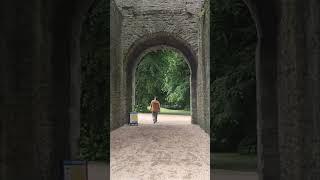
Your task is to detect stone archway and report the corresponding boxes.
[1,0,320,179]
[129,45,192,112]
[110,0,210,133]
[243,1,280,179]
[125,32,198,124]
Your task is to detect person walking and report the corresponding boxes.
[150,97,160,124]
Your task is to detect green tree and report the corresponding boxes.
[210,0,257,153]
[162,51,190,109]
[135,51,168,112]
[135,50,190,111]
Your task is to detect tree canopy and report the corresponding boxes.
[210,0,257,153]
[135,49,190,112]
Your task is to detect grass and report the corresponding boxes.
[211,153,257,171]
[159,107,191,115]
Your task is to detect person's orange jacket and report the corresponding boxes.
[150,100,160,112]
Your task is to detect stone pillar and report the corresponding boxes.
[197,1,210,133]
[306,0,320,178]
[69,23,81,160]
[110,0,124,130]
[191,73,198,125]
[254,2,280,179]
[0,0,41,179]
[277,0,320,179]
[277,1,319,179]
[256,35,280,180]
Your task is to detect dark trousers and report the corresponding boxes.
[152,112,158,122]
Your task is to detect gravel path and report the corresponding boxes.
[110,113,210,180]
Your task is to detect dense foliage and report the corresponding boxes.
[210,0,257,153]
[80,0,109,161]
[135,50,190,112]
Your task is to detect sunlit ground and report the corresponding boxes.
[110,114,209,179]
[86,113,257,180]
[138,113,191,125]
[145,107,191,115]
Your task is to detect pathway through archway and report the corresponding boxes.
[110,114,209,179]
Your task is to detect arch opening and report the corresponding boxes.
[133,48,192,120]
[125,32,198,124]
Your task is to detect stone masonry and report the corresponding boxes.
[0,0,320,179]
[110,0,210,133]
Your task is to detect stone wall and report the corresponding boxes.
[0,1,40,179]
[0,0,319,179]
[305,0,320,178]
[246,1,281,179]
[0,0,95,179]
[116,0,204,63]
[197,0,210,133]
[277,0,320,179]
[110,0,125,130]
[111,0,211,131]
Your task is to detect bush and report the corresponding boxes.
[134,104,149,113]
[238,136,257,155]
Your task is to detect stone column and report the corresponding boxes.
[0,0,41,179]
[252,1,281,179]
[307,0,320,178]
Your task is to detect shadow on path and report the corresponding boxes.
[212,169,258,180]
[88,162,108,180]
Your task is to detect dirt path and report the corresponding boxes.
[137,113,191,125]
[110,113,209,180]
